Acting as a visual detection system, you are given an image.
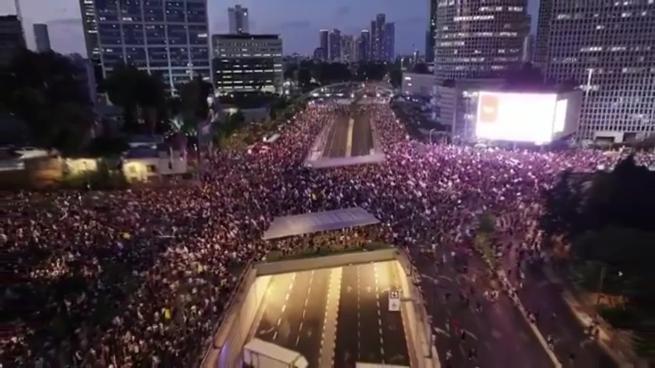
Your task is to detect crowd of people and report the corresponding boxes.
[2,97,654,367]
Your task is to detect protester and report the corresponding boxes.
[2,100,653,366]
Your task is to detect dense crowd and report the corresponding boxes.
[2,99,654,367]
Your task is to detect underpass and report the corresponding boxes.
[253,261,410,367]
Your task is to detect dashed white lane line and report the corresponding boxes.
[345,118,355,157]
[296,271,314,347]
[357,265,361,360]
[374,263,385,363]
[274,273,296,342]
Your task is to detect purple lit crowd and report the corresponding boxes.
[1,100,653,367]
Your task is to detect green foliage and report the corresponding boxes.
[179,76,213,121]
[312,62,352,84]
[634,334,655,358]
[356,62,387,81]
[543,156,655,355]
[213,111,246,147]
[0,49,94,153]
[103,63,167,134]
[478,213,496,234]
[474,213,498,269]
[87,136,129,156]
[474,233,498,270]
[411,63,430,74]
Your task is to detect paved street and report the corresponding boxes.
[411,246,554,368]
[254,261,409,367]
[519,264,617,368]
[334,262,409,367]
[499,238,617,368]
[255,269,331,366]
[324,110,374,158]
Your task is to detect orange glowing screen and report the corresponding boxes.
[479,94,499,124]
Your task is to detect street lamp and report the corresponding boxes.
[428,128,437,144]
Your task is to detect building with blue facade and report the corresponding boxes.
[80,0,211,91]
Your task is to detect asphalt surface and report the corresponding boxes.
[254,262,409,367]
[411,246,554,368]
[255,268,331,367]
[519,265,617,368]
[334,262,409,367]
[324,110,374,158]
[499,239,617,368]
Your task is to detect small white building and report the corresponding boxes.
[122,146,187,183]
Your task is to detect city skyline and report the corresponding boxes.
[0,0,540,57]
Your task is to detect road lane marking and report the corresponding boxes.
[373,263,385,360]
[345,118,354,157]
[281,304,286,313]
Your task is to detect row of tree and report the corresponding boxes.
[542,156,654,357]
[284,61,403,91]
[0,50,95,153]
[0,49,217,155]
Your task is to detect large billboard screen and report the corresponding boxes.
[476,92,561,144]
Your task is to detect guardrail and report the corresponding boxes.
[198,260,253,367]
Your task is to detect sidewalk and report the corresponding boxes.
[542,264,648,368]
[476,239,612,367]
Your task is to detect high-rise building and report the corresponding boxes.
[329,29,341,62]
[84,0,211,91]
[0,15,25,67]
[212,34,283,94]
[78,0,100,64]
[425,0,436,62]
[539,1,655,143]
[533,0,552,70]
[228,4,249,34]
[370,14,386,62]
[319,29,329,61]
[433,1,530,82]
[33,23,51,53]
[521,34,533,63]
[357,29,370,62]
[383,22,395,62]
[341,34,355,63]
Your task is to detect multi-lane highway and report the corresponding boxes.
[334,262,409,366]
[255,268,331,366]
[253,261,409,367]
[324,110,374,158]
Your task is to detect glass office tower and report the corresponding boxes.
[84,0,211,91]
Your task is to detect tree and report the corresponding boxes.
[356,63,387,81]
[177,76,213,131]
[103,64,167,134]
[411,63,429,74]
[541,170,583,240]
[388,66,402,89]
[542,156,655,356]
[0,49,94,153]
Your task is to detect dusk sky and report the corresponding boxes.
[1,0,540,56]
